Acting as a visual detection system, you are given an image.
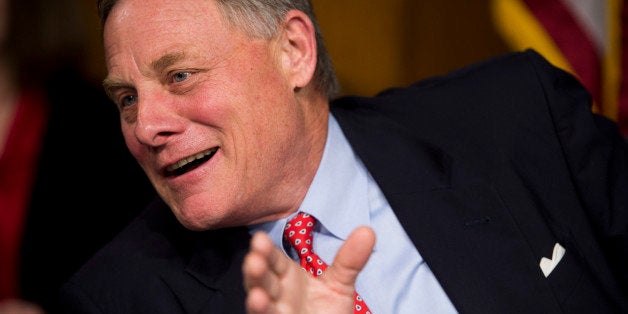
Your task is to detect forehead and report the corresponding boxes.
[103,0,233,72]
[106,0,223,29]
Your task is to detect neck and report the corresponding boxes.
[246,92,331,226]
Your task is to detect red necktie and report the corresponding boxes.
[283,212,372,313]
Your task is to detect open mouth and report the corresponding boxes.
[165,147,218,177]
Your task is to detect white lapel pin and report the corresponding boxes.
[539,243,565,277]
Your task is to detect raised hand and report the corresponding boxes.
[242,226,376,314]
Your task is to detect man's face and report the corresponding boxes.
[103,0,323,230]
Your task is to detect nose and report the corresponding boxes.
[133,91,184,147]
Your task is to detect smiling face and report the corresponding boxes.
[103,0,328,230]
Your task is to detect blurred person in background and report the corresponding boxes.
[0,0,155,313]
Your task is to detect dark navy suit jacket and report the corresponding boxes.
[59,50,628,313]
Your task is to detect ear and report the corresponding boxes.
[277,10,317,91]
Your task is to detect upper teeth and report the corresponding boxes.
[167,148,217,172]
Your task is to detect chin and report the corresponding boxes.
[173,202,231,231]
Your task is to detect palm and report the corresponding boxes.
[243,227,375,314]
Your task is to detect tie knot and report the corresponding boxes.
[282,212,372,312]
[283,212,316,258]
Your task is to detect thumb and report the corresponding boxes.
[325,226,376,288]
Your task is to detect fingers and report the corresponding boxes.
[245,287,271,314]
[243,231,297,313]
[243,232,271,288]
[243,232,274,313]
[243,227,376,314]
[326,226,376,288]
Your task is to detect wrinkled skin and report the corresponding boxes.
[103,0,328,231]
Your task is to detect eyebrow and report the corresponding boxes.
[151,51,186,74]
[102,78,132,101]
[102,52,186,100]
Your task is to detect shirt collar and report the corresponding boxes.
[298,114,370,241]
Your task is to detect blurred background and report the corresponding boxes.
[1,0,155,313]
[316,0,511,96]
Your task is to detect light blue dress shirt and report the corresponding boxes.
[249,114,457,313]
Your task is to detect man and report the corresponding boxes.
[60,0,628,313]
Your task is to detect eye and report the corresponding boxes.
[172,72,191,83]
[120,94,138,108]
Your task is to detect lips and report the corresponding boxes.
[165,147,218,177]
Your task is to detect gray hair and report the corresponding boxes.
[97,0,339,99]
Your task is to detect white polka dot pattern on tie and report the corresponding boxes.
[284,212,372,314]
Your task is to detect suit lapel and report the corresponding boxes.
[332,103,562,313]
